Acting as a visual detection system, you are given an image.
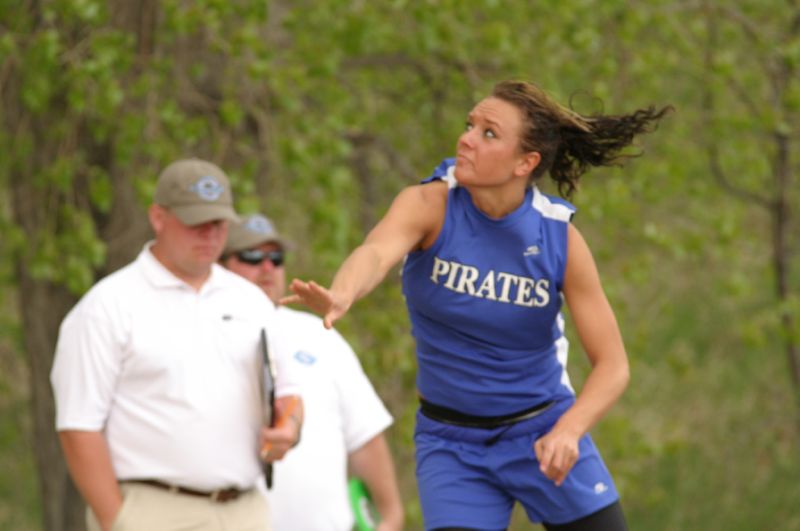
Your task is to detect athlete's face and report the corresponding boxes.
[223,242,286,304]
[455,97,540,188]
[149,205,228,283]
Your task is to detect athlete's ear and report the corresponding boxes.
[515,151,541,178]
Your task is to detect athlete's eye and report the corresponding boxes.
[464,121,473,131]
[484,129,497,139]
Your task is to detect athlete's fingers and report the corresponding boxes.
[535,438,556,479]
[304,282,332,304]
[552,448,570,486]
[307,280,328,295]
[534,437,552,473]
[549,447,566,479]
[278,294,301,306]
[533,437,544,462]
[552,443,579,486]
[288,278,309,293]
[537,436,579,484]
[555,461,573,486]
[284,279,339,318]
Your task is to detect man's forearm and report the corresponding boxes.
[349,434,404,530]
[59,431,122,531]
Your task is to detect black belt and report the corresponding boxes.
[122,479,247,503]
[419,398,554,429]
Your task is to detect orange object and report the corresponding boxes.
[260,395,301,459]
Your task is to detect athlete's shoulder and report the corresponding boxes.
[393,180,448,219]
[407,156,455,207]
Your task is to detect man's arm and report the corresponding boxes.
[58,430,122,531]
[349,434,404,531]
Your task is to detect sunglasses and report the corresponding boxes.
[235,249,285,267]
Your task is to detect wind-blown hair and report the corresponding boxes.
[492,80,673,198]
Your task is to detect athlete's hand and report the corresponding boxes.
[280,279,351,329]
[533,425,581,487]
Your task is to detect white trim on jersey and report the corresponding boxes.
[532,187,575,222]
[555,311,574,394]
[444,164,458,188]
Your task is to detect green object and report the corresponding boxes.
[348,478,378,531]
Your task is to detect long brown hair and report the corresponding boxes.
[492,80,672,198]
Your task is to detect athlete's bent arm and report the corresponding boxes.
[349,434,404,531]
[283,183,446,328]
[534,224,630,486]
[59,430,123,531]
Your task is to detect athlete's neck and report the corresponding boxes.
[464,182,528,219]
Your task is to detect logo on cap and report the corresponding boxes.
[244,215,274,235]
[190,175,225,201]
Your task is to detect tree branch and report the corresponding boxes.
[718,5,763,45]
[701,10,773,210]
[707,144,773,208]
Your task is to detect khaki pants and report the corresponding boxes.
[87,482,271,531]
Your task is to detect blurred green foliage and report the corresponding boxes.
[1,0,798,529]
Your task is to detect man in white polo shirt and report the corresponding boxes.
[222,214,404,531]
[51,159,303,531]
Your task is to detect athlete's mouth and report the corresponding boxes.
[456,154,472,166]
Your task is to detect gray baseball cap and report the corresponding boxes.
[225,213,290,255]
[154,158,239,225]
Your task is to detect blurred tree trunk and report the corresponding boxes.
[4,2,156,530]
[5,7,84,526]
[7,81,85,531]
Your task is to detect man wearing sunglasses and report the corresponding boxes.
[222,214,404,531]
[51,159,303,531]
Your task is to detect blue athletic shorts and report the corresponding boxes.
[414,398,619,530]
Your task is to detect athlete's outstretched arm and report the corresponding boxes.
[283,182,446,328]
[534,223,630,486]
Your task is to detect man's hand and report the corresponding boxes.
[260,395,303,462]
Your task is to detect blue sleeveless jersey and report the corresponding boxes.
[402,158,577,416]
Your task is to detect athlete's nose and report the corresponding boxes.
[458,129,475,150]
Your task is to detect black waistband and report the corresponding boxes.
[419,398,554,429]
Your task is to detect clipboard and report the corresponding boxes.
[260,327,276,488]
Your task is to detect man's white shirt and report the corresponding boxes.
[51,244,301,490]
[264,307,393,531]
